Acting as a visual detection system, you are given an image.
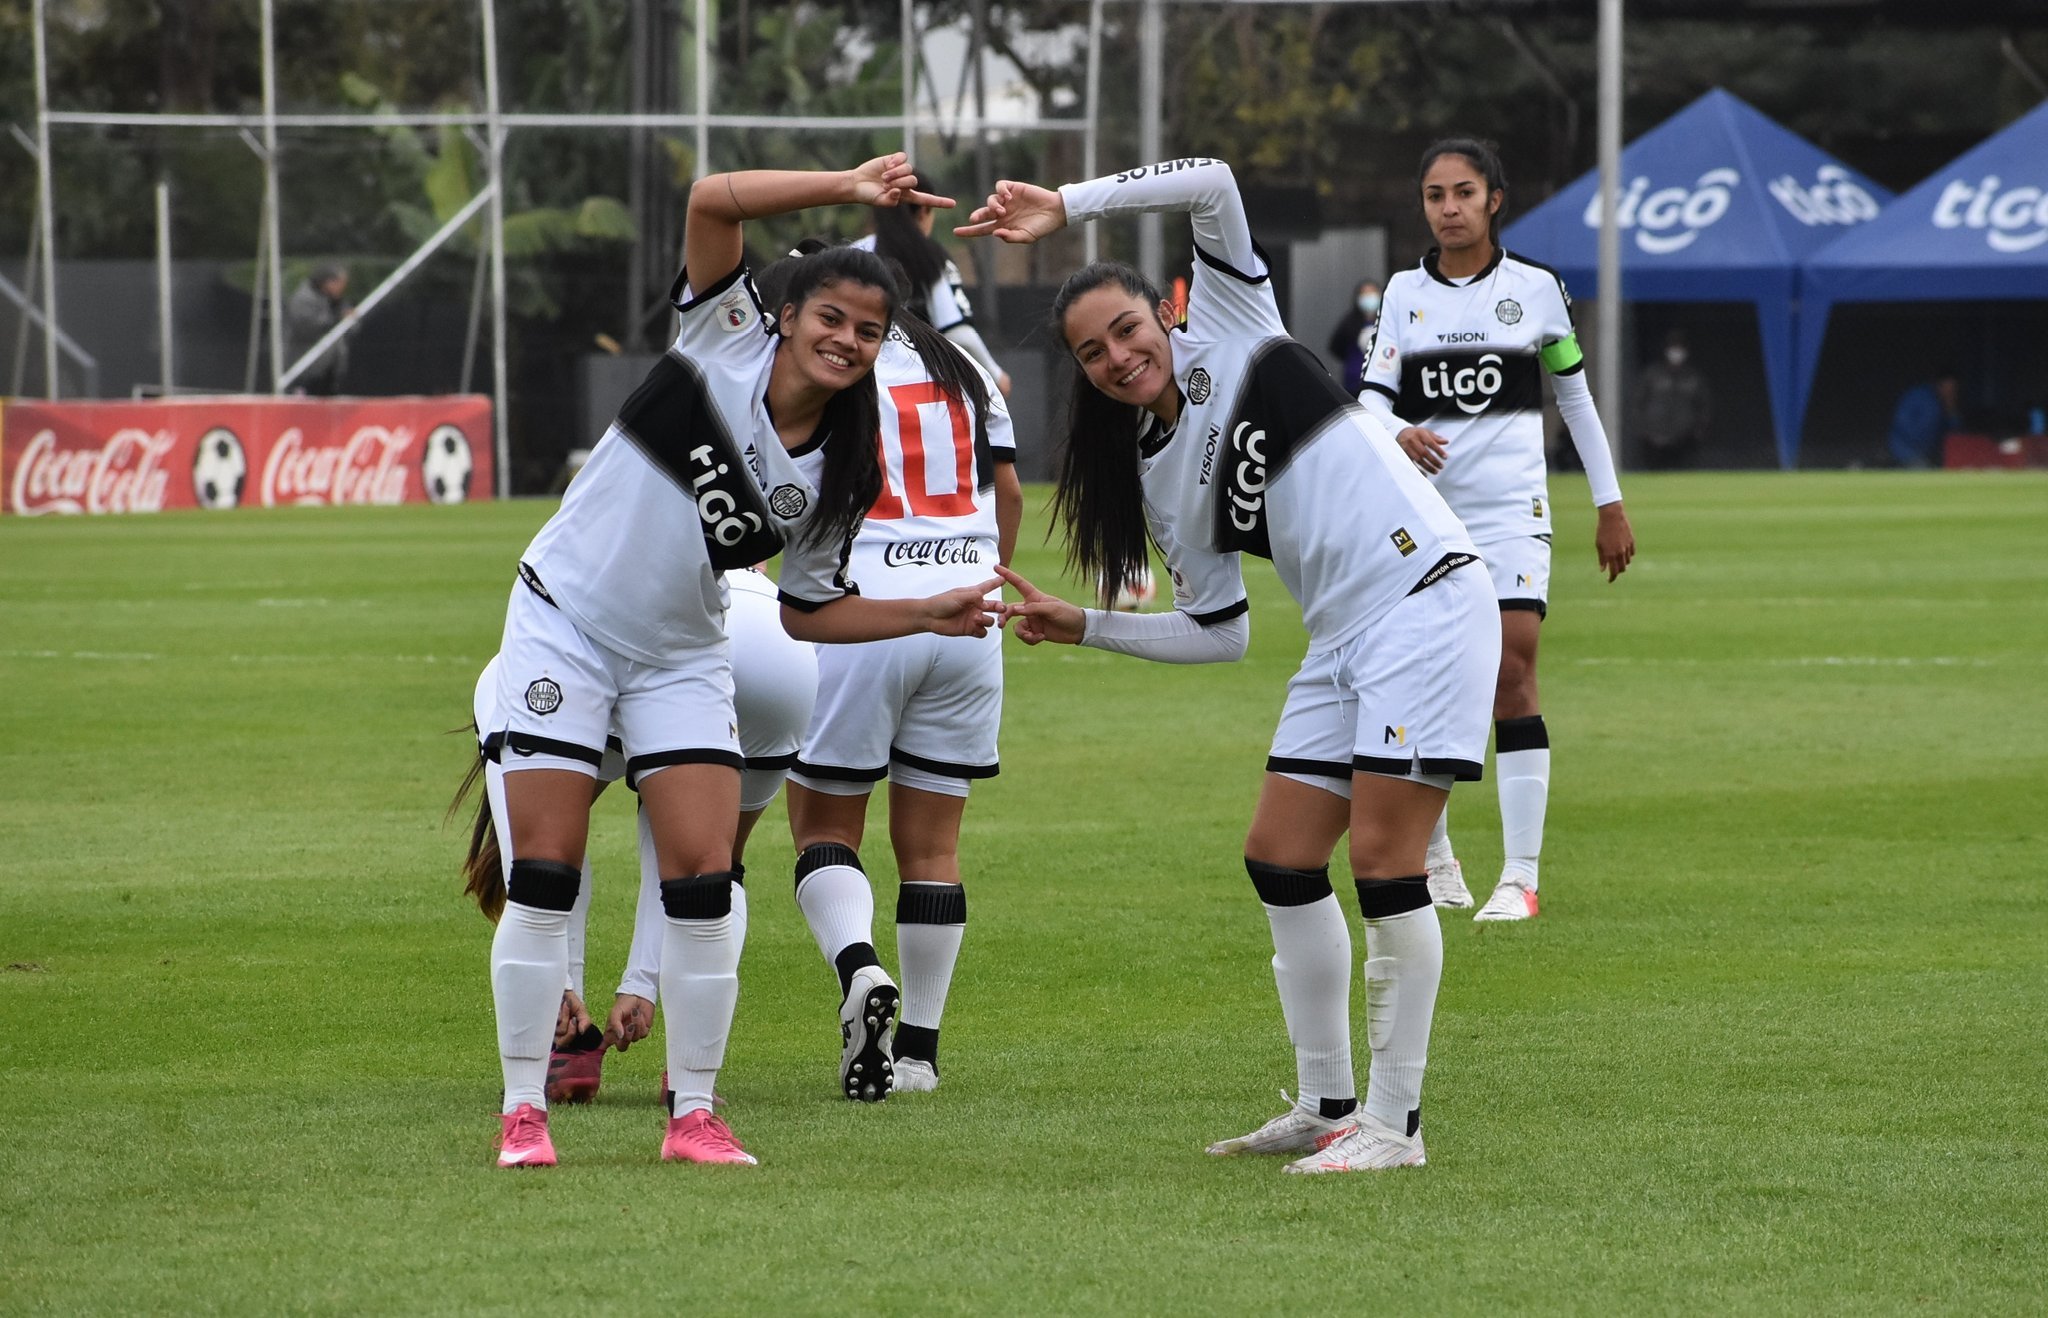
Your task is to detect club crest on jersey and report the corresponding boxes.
[1187,368,1213,405]
[716,287,756,333]
[768,483,809,519]
[1495,299,1523,325]
[1390,527,1417,557]
[525,678,563,715]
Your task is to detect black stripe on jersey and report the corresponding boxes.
[517,561,558,608]
[1354,753,1485,782]
[744,752,798,771]
[1407,552,1477,595]
[625,747,746,789]
[482,730,606,768]
[792,758,889,783]
[1359,380,1399,404]
[776,584,859,614]
[891,746,1000,780]
[1266,755,1353,781]
[1210,338,1352,559]
[1193,237,1274,286]
[613,351,786,571]
[1503,249,1577,327]
[1393,349,1543,425]
[1500,598,1548,618]
[1188,598,1250,626]
[668,261,747,314]
[1421,245,1506,287]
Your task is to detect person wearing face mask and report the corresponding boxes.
[1632,329,1712,471]
[1327,280,1382,395]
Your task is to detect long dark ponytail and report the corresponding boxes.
[1049,261,1161,607]
[870,202,947,321]
[892,307,992,458]
[755,243,898,549]
[1419,136,1508,245]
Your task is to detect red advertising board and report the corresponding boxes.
[0,395,493,515]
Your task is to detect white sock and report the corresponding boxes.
[795,851,877,988]
[1426,805,1454,867]
[896,882,966,1033]
[1264,894,1357,1108]
[491,899,568,1113]
[660,879,746,1118]
[564,856,591,1002]
[1497,746,1550,887]
[1361,905,1442,1136]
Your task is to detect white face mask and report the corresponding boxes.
[1665,347,1688,367]
[1358,293,1381,315]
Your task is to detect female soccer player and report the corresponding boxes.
[859,196,1012,396]
[960,157,1499,1173]
[1359,139,1635,921]
[477,154,996,1170]
[780,293,1020,1102]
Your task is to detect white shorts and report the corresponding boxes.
[725,571,818,811]
[480,577,739,784]
[1266,563,1500,797]
[1481,534,1551,618]
[791,627,1002,800]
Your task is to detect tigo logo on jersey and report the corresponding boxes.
[526,679,563,715]
[1187,368,1213,404]
[1390,527,1417,557]
[1580,168,1739,254]
[1932,176,2048,253]
[1495,299,1522,326]
[1418,354,1507,415]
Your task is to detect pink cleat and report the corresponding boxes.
[661,1110,758,1165]
[547,1025,606,1105]
[496,1103,557,1168]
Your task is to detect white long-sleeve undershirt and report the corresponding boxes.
[1078,605,1249,664]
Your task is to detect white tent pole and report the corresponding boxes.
[262,0,285,394]
[33,0,59,397]
[901,0,914,155]
[1137,0,1163,281]
[694,0,710,177]
[1596,0,1623,469]
[1084,0,1103,265]
[157,181,174,392]
[482,0,509,498]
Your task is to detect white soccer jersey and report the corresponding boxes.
[850,234,977,335]
[848,330,1016,596]
[1362,249,1598,545]
[519,264,856,666]
[1059,159,1478,652]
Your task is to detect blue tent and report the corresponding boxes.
[1796,97,2048,445]
[1503,88,1891,468]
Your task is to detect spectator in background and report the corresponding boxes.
[285,263,354,396]
[1327,279,1381,395]
[1886,368,1962,469]
[1631,329,1712,470]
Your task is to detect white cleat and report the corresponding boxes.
[1473,876,1539,922]
[1426,856,1473,909]
[1206,1094,1359,1156]
[1283,1114,1425,1173]
[839,965,899,1102]
[890,1057,939,1093]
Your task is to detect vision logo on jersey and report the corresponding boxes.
[1495,299,1523,326]
[526,679,563,715]
[1390,527,1417,557]
[768,483,809,519]
[1187,368,1213,404]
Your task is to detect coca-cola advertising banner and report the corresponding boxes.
[1,395,492,516]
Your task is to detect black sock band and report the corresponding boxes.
[1354,875,1431,920]
[1246,858,1334,907]
[1406,1107,1421,1137]
[1495,714,1549,753]
[894,1023,939,1067]
[897,882,967,925]
[506,858,581,912]
[795,842,863,892]
[1319,1095,1358,1120]
[660,871,737,920]
[732,862,746,885]
[833,941,881,995]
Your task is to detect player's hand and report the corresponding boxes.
[555,990,593,1048]
[954,181,1067,244]
[848,152,955,211]
[1396,425,1450,475]
[994,564,1086,646]
[923,578,1002,637]
[605,994,654,1052]
[1595,501,1635,582]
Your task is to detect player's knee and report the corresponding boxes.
[659,870,739,920]
[505,857,580,912]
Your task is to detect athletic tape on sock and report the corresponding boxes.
[897,881,966,925]
[1246,858,1335,907]
[506,858,581,913]
[1495,714,1549,753]
[660,871,737,920]
[796,842,862,887]
[1354,876,1432,920]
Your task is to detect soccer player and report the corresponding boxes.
[858,193,1013,396]
[1360,138,1636,921]
[475,154,997,1170]
[960,157,1499,1173]
[778,288,1020,1101]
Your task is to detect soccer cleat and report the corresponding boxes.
[1282,1114,1426,1174]
[1205,1094,1359,1156]
[495,1103,557,1168]
[1473,876,1539,922]
[661,1110,757,1165]
[546,1024,606,1105]
[891,1057,939,1094]
[1426,855,1473,909]
[839,964,899,1103]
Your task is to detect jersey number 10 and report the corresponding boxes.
[870,382,975,521]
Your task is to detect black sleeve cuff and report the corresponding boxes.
[670,262,746,312]
[1188,598,1250,626]
[1360,380,1399,403]
[777,586,857,614]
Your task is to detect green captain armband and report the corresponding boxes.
[1540,333,1584,374]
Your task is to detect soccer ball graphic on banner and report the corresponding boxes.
[422,425,475,504]
[1110,563,1157,612]
[191,428,248,509]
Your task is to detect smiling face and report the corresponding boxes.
[1421,153,1501,255]
[1061,286,1178,411]
[779,278,890,392]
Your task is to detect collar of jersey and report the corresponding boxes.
[1422,244,1505,288]
[1136,384,1186,459]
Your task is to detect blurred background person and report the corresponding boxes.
[1327,279,1381,396]
[1886,367,1963,469]
[285,263,356,396]
[1632,329,1712,470]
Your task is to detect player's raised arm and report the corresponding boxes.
[685,154,953,298]
[995,565,1248,665]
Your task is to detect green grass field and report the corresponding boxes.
[2,472,2045,1314]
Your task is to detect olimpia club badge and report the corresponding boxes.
[1187,368,1213,404]
[1495,299,1523,325]
[525,678,563,715]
